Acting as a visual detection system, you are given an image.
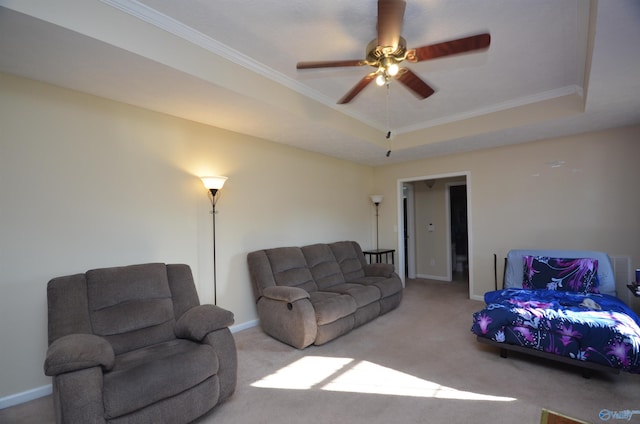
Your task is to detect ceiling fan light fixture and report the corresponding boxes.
[375,73,387,86]
[387,62,399,76]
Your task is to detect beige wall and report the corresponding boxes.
[0,73,375,398]
[373,127,640,301]
[414,180,449,278]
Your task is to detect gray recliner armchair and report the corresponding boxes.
[44,263,237,424]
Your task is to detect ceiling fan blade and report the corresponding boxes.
[395,68,435,100]
[377,0,406,50]
[338,73,377,104]
[297,59,368,69]
[408,33,491,62]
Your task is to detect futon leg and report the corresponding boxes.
[500,348,508,358]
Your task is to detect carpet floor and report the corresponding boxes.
[2,277,639,423]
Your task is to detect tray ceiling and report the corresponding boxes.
[0,0,639,165]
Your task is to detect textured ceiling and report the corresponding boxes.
[0,0,639,165]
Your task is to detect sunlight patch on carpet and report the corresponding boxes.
[251,356,516,401]
[251,356,353,390]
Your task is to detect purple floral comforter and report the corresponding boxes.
[471,289,640,373]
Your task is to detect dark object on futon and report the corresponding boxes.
[44,263,237,424]
[247,241,403,348]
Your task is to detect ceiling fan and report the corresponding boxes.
[296,0,491,104]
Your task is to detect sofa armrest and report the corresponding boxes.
[262,286,310,303]
[44,334,115,376]
[203,328,238,402]
[175,304,235,342]
[364,263,395,278]
[257,291,316,349]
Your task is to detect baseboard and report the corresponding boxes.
[0,384,52,409]
[230,319,259,333]
[0,319,260,409]
[416,273,450,281]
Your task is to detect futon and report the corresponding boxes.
[471,250,640,375]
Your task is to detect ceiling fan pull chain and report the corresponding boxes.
[385,83,392,157]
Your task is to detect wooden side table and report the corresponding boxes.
[363,249,395,265]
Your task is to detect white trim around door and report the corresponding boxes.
[396,171,474,299]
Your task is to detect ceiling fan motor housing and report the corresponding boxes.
[366,37,408,67]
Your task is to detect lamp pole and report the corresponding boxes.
[370,195,383,251]
[374,202,380,250]
[210,194,218,305]
[201,176,227,306]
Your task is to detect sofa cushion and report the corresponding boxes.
[309,291,357,325]
[330,241,366,280]
[350,275,403,298]
[86,263,176,355]
[166,264,201,320]
[314,315,356,346]
[365,263,395,278]
[266,247,318,293]
[302,244,346,290]
[103,339,218,419]
[324,283,380,308]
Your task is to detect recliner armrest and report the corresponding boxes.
[364,263,394,278]
[175,304,235,342]
[262,286,310,303]
[44,333,115,376]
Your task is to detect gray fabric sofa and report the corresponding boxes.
[247,241,403,348]
[44,263,237,424]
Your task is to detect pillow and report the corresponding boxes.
[523,256,599,294]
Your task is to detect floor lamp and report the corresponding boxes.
[201,176,227,305]
[370,195,383,251]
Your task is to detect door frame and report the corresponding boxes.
[396,171,473,298]
[403,183,416,279]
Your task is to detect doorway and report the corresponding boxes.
[449,183,468,281]
[397,172,472,296]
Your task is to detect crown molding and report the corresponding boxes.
[99,0,379,128]
[100,1,586,138]
[395,85,584,135]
